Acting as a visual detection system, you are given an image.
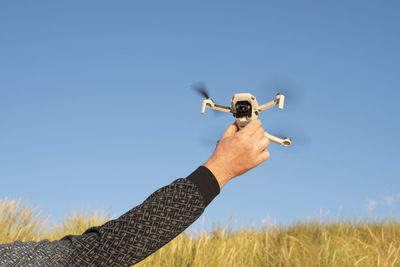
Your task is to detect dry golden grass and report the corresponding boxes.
[0,197,109,243]
[1,197,400,266]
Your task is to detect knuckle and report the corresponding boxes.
[264,136,271,146]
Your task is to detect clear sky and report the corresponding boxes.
[1,0,399,233]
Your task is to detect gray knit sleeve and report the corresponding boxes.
[0,166,220,266]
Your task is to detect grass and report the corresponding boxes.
[1,197,400,266]
[0,197,109,243]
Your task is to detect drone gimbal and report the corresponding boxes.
[200,93,291,146]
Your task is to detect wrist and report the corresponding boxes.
[203,159,231,189]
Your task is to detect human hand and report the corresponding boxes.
[203,119,271,189]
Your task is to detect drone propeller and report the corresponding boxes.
[192,82,211,99]
[192,82,226,117]
[258,77,306,111]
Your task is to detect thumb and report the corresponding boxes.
[221,123,238,139]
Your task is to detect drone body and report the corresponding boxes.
[199,92,291,146]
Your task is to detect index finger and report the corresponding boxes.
[241,119,262,135]
[221,122,239,139]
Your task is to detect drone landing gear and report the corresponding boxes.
[264,132,291,146]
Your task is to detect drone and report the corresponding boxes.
[195,84,292,146]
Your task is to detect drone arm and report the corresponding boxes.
[200,99,213,114]
[277,94,285,109]
[258,94,285,111]
[201,99,231,114]
[258,100,277,111]
[264,131,291,146]
[212,103,231,113]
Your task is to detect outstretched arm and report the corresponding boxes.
[0,167,218,266]
[0,119,270,266]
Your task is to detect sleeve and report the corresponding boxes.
[0,166,220,267]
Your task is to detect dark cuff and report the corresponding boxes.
[187,166,220,207]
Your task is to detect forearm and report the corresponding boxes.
[0,166,220,267]
[61,166,219,266]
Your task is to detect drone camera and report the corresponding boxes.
[234,101,252,118]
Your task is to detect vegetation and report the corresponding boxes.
[1,197,400,266]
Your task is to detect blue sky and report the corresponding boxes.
[1,0,399,232]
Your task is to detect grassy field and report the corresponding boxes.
[1,197,400,266]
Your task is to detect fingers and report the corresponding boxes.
[256,149,271,165]
[253,127,265,141]
[221,123,239,139]
[241,119,262,136]
[256,135,270,151]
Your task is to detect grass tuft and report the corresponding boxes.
[1,197,400,266]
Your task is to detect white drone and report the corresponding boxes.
[195,85,291,146]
